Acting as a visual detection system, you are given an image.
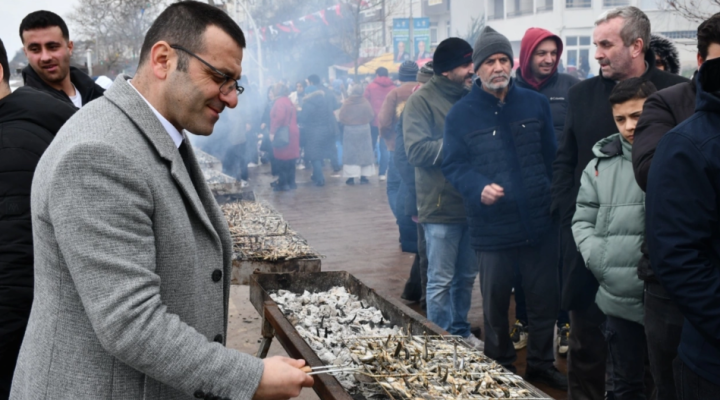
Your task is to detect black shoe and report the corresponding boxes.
[346,178,355,185]
[314,181,325,187]
[270,179,279,188]
[289,183,297,190]
[525,366,568,391]
[360,176,370,184]
[273,184,289,192]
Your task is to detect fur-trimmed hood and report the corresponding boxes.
[650,34,681,75]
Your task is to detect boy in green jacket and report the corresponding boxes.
[572,78,657,400]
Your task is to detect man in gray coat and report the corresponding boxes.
[10,2,313,399]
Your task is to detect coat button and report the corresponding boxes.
[212,269,222,282]
[194,390,205,398]
[214,334,223,343]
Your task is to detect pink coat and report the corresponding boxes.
[270,96,300,160]
[364,76,396,127]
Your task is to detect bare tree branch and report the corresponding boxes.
[664,0,720,23]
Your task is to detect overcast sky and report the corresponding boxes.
[1,0,77,59]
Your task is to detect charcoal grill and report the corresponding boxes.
[249,271,553,400]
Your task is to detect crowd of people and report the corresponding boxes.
[1,1,720,400]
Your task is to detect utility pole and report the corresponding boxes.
[409,0,414,60]
[86,49,93,76]
[235,0,264,86]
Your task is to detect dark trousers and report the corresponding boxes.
[276,159,297,188]
[569,302,607,400]
[604,315,654,400]
[418,222,428,309]
[477,232,559,371]
[402,254,423,302]
[673,358,720,400]
[310,160,324,184]
[222,142,248,181]
[386,151,400,217]
[514,273,570,327]
[645,281,684,400]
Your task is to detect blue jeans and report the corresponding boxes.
[423,223,478,337]
[378,139,389,176]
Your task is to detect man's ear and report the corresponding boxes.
[632,38,644,59]
[697,53,704,69]
[149,41,173,80]
[67,40,74,56]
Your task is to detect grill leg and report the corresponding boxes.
[256,313,275,359]
[256,337,273,358]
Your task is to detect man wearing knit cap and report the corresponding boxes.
[379,60,419,301]
[403,38,483,350]
[512,27,580,357]
[442,26,567,390]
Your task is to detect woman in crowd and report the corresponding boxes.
[269,83,300,191]
[337,85,375,185]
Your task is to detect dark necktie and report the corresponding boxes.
[178,140,199,192]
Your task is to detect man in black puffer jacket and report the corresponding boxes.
[551,7,688,399]
[514,26,580,357]
[0,38,75,399]
[443,27,566,390]
[20,11,104,108]
[632,14,720,400]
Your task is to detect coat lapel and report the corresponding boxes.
[103,76,221,249]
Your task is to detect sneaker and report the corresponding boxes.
[346,178,355,185]
[379,174,387,181]
[296,163,305,170]
[360,176,370,184]
[526,366,568,391]
[247,162,258,168]
[463,334,484,351]
[510,320,528,350]
[270,179,279,188]
[557,323,570,357]
[330,172,342,177]
[240,180,250,188]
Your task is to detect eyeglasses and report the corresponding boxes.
[170,44,244,96]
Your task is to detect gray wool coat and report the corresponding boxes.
[10,76,264,400]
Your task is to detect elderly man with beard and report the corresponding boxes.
[403,38,483,350]
[551,6,687,399]
[442,26,566,390]
[10,2,313,399]
[20,11,104,108]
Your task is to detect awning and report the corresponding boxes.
[334,53,430,75]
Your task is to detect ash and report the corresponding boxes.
[270,287,401,391]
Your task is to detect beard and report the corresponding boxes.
[482,72,510,91]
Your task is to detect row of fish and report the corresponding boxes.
[221,201,321,261]
[270,287,544,399]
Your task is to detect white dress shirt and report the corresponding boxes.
[128,80,184,148]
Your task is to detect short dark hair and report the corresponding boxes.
[20,10,70,43]
[307,74,321,85]
[139,1,246,71]
[698,12,720,61]
[609,78,657,106]
[376,67,389,77]
[0,38,9,84]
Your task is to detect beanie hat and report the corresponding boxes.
[399,60,419,82]
[417,61,434,83]
[433,38,473,74]
[473,26,514,72]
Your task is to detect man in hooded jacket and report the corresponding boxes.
[365,67,396,178]
[513,27,580,356]
[0,37,76,400]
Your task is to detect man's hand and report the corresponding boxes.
[481,183,504,205]
[252,356,314,400]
